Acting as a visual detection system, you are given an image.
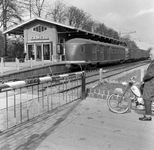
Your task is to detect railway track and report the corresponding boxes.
[86,60,150,87]
[0,60,150,84]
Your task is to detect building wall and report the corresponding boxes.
[23,20,58,61]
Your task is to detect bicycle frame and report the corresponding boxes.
[107,76,145,114]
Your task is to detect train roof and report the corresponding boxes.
[66,38,127,48]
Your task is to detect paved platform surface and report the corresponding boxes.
[34,97,154,150]
[1,96,153,150]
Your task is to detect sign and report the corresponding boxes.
[31,35,49,41]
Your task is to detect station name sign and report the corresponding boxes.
[31,35,49,41]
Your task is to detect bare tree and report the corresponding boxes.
[20,0,46,18]
[0,0,22,27]
[32,0,45,17]
[0,0,23,56]
[66,6,90,28]
[121,36,138,49]
[82,19,95,32]
[0,31,4,56]
[45,0,67,23]
[95,23,108,36]
[107,28,119,39]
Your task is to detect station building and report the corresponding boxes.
[3,17,125,62]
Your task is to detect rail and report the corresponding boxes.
[0,71,86,132]
[86,62,150,86]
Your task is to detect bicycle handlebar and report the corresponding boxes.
[122,76,137,86]
[130,76,137,82]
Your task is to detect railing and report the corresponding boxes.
[0,71,86,132]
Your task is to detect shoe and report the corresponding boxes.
[139,116,152,121]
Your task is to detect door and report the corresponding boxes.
[43,44,50,60]
[27,44,34,60]
[92,45,97,61]
[100,46,104,61]
[36,45,42,60]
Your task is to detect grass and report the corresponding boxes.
[93,69,142,92]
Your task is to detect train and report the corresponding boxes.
[63,38,149,70]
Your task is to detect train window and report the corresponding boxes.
[81,46,85,52]
[93,45,96,53]
[100,46,103,53]
[59,38,65,44]
[97,45,100,51]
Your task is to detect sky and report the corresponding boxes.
[48,0,154,50]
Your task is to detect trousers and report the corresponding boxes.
[144,100,152,115]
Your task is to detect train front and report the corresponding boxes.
[65,39,86,62]
[65,38,86,71]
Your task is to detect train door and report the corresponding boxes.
[97,45,101,61]
[92,45,97,61]
[108,47,111,60]
[104,46,111,60]
[100,46,104,61]
[104,46,108,60]
[110,47,114,60]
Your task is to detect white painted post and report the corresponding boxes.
[140,68,145,82]
[42,58,44,66]
[99,68,103,82]
[52,55,54,64]
[16,58,20,70]
[60,55,62,62]
[30,58,33,68]
[1,57,3,74]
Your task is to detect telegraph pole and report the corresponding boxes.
[2,0,7,56]
[30,0,32,18]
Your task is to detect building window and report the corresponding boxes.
[81,46,85,52]
[33,25,47,33]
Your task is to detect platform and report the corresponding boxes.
[0,60,69,82]
[0,96,154,150]
[1,60,53,74]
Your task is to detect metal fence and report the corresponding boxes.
[0,71,86,132]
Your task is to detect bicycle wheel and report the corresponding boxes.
[107,93,129,114]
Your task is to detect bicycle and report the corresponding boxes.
[107,76,145,114]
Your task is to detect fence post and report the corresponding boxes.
[1,57,3,74]
[140,68,145,81]
[41,58,44,66]
[52,55,54,64]
[30,58,33,68]
[81,71,86,99]
[99,68,103,82]
[16,58,19,70]
[60,55,62,62]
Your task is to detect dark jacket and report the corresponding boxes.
[143,60,154,101]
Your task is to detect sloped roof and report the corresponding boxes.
[3,17,75,35]
[3,17,126,46]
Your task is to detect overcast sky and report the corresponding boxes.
[50,0,154,49]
